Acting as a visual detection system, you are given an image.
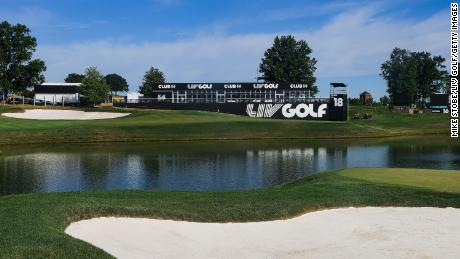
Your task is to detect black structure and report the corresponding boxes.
[429,94,450,113]
[118,83,348,121]
[392,93,413,106]
[34,84,81,94]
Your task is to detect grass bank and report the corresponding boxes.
[0,105,450,144]
[0,168,459,258]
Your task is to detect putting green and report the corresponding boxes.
[339,168,460,194]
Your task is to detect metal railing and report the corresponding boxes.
[122,96,330,104]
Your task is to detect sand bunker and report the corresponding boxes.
[65,207,460,259]
[2,109,130,120]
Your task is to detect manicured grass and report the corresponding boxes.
[0,104,450,144]
[0,168,459,258]
[340,168,460,194]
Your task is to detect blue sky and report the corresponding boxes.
[1,0,450,98]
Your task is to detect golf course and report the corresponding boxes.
[0,1,455,256]
[0,106,458,258]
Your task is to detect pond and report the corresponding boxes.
[0,137,459,195]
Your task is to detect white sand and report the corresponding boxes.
[2,109,130,120]
[65,207,460,259]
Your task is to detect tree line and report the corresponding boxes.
[64,69,127,104]
[380,48,448,107]
[63,67,166,104]
[0,20,449,106]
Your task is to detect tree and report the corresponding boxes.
[81,67,110,105]
[105,73,129,95]
[259,35,318,95]
[412,52,447,105]
[381,48,447,107]
[65,73,85,83]
[0,21,46,97]
[439,73,451,94]
[381,48,417,105]
[139,67,165,97]
[348,98,362,106]
[379,96,390,106]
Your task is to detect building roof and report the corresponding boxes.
[360,91,371,95]
[34,83,81,94]
[330,82,346,88]
[41,83,82,86]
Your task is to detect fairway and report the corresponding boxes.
[0,105,450,144]
[0,168,459,258]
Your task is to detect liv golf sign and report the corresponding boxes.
[246,103,328,119]
[120,82,348,121]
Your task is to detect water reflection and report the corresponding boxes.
[0,137,458,194]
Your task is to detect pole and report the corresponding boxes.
[62,96,64,107]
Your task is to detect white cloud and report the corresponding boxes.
[304,6,448,77]
[35,5,449,94]
[37,34,273,87]
[264,1,362,21]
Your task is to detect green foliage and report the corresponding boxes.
[381,48,447,106]
[259,35,318,95]
[139,67,165,97]
[439,73,451,94]
[0,21,46,94]
[348,98,362,106]
[105,73,129,95]
[81,67,110,104]
[379,96,390,106]
[381,48,416,104]
[412,52,447,100]
[65,73,85,83]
